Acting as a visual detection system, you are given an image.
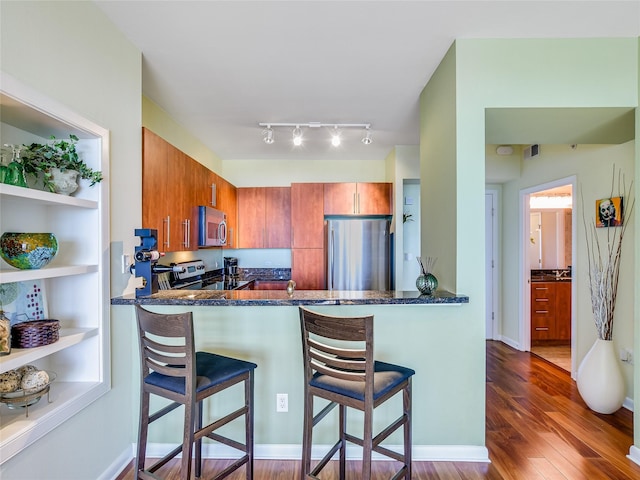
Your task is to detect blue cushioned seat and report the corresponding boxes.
[145,352,257,395]
[310,360,415,401]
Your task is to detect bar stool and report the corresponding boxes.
[135,305,257,480]
[298,306,415,479]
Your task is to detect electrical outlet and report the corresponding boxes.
[276,393,288,412]
[620,348,634,364]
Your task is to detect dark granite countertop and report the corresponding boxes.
[111,289,469,306]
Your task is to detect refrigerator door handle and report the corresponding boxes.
[329,228,334,289]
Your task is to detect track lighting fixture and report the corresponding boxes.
[292,126,303,146]
[330,126,341,147]
[262,126,274,144]
[258,122,372,147]
[361,126,372,145]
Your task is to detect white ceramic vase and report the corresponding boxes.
[49,167,79,195]
[576,339,625,414]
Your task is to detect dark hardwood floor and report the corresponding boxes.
[117,341,639,479]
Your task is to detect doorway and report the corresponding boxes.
[520,177,576,375]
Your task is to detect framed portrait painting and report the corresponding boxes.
[595,196,623,228]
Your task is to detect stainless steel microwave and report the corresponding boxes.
[195,206,227,247]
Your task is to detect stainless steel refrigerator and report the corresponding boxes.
[326,218,391,290]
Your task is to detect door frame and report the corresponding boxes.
[519,175,577,376]
[485,189,499,340]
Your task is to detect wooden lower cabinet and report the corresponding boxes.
[253,280,288,290]
[531,281,571,344]
[292,248,325,290]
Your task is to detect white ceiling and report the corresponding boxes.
[94,1,640,162]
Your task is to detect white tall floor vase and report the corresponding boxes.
[577,339,625,414]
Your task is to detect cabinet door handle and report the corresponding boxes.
[535,327,549,331]
[535,310,549,314]
[353,193,357,214]
[357,192,360,214]
[211,183,216,207]
[535,298,549,302]
[182,219,190,248]
[163,215,170,249]
[535,287,549,290]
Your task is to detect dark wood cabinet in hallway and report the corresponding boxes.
[117,341,639,479]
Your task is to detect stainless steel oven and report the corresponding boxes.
[160,260,251,291]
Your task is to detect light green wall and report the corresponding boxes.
[451,37,638,450]
[1,1,140,478]
[221,158,388,187]
[143,96,223,173]
[500,143,635,389]
[420,44,459,293]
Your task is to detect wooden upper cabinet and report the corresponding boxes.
[142,127,236,252]
[266,187,291,248]
[357,183,393,215]
[143,128,194,251]
[323,182,392,215]
[166,146,197,251]
[237,187,266,248]
[217,177,238,248]
[237,187,291,248]
[142,128,169,245]
[291,183,324,249]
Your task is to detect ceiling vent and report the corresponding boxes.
[523,144,540,160]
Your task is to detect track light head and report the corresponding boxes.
[361,127,372,145]
[292,126,302,146]
[331,126,341,147]
[263,126,274,144]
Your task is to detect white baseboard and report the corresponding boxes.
[101,445,135,480]
[628,445,640,467]
[139,442,489,463]
[496,335,520,351]
[622,396,634,412]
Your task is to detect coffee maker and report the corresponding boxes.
[224,257,238,278]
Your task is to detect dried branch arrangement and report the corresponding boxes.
[417,256,437,275]
[581,167,635,341]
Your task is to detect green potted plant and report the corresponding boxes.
[20,134,102,195]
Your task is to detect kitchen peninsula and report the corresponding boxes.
[111,288,468,306]
[111,287,471,456]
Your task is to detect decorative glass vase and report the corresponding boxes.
[0,232,58,269]
[416,273,438,295]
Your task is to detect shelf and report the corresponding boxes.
[1,72,110,468]
[0,380,109,464]
[0,264,98,284]
[0,328,99,373]
[0,183,98,209]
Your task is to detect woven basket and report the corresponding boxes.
[11,320,60,348]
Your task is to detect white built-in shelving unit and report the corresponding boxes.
[0,73,110,463]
